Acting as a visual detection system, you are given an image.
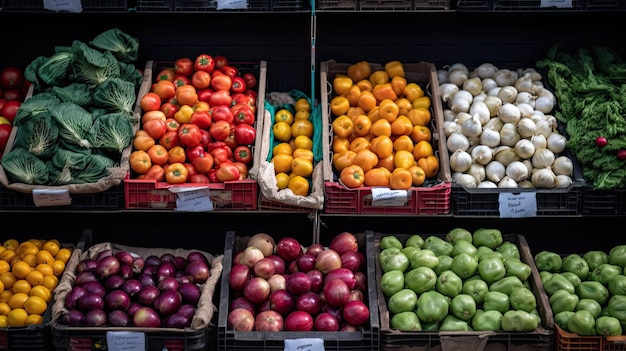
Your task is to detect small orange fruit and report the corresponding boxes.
[0,302,11,316]
[0,272,17,290]
[35,264,54,277]
[0,290,13,304]
[52,260,66,276]
[25,313,44,326]
[42,275,58,291]
[24,295,47,315]
[12,279,31,295]
[8,292,30,310]
[30,286,52,303]
[12,261,32,280]
[55,248,72,264]
[7,308,28,327]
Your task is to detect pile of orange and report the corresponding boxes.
[0,238,72,327]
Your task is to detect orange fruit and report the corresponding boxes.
[271,154,293,174]
[12,280,31,294]
[26,270,44,287]
[0,302,11,316]
[36,250,55,266]
[42,241,60,257]
[36,264,54,277]
[42,275,58,291]
[0,261,10,275]
[8,292,29,309]
[27,239,44,249]
[0,315,7,327]
[0,290,13,304]
[25,314,44,326]
[21,254,37,268]
[293,135,313,151]
[12,261,32,280]
[0,272,16,290]
[7,308,28,327]
[3,239,19,251]
[276,172,290,190]
[55,248,72,264]
[0,249,16,263]
[0,279,3,293]
[52,260,66,276]
[24,295,47,315]
[17,242,39,257]
[30,286,52,303]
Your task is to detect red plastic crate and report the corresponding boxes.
[555,324,626,351]
[324,181,451,214]
[124,174,258,210]
[320,60,452,215]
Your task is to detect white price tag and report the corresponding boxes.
[43,0,83,12]
[32,189,72,207]
[216,0,247,10]
[169,186,214,211]
[540,0,572,8]
[284,338,324,351]
[498,192,537,218]
[371,187,408,207]
[105,331,145,351]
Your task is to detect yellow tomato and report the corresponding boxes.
[273,121,292,142]
[24,314,43,326]
[272,154,294,174]
[276,172,290,190]
[394,150,416,170]
[292,157,313,178]
[291,119,314,139]
[292,148,314,163]
[295,110,310,121]
[294,135,313,151]
[29,286,52,303]
[288,176,310,196]
[295,98,311,112]
[412,140,434,160]
[273,142,294,156]
[330,96,350,116]
[274,109,294,125]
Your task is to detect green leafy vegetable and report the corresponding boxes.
[89,28,140,64]
[12,92,61,126]
[74,153,115,183]
[93,77,138,118]
[35,50,75,87]
[48,82,94,106]
[46,162,74,185]
[12,113,59,159]
[88,112,134,153]
[118,61,144,87]
[50,102,94,148]
[1,147,49,185]
[51,145,91,171]
[71,40,121,87]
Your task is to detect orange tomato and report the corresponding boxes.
[395,97,413,116]
[412,96,432,110]
[390,75,408,96]
[355,79,373,92]
[276,172,290,190]
[55,248,72,265]
[330,96,350,116]
[288,175,310,196]
[393,135,414,153]
[403,82,424,101]
[42,241,59,257]
[292,157,313,178]
[293,148,314,162]
[412,140,434,160]
[133,130,156,152]
[349,137,371,154]
[407,107,431,126]
[370,119,392,138]
[147,144,169,165]
[130,150,152,175]
[332,75,353,96]
[332,136,351,154]
[332,115,354,138]
[391,115,413,136]
[273,142,294,156]
[175,84,198,106]
[295,98,311,112]
[357,90,377,112]
[372,82,397,102]
[340,164,365,188]
[142,117,167,141]
[51,260,65,276]
[25,270,44,287]
[378,99,399,123]
[417,155,440,178]
[345,85,362,108]
[411,125,432,143]
[272,153,293,174]
[367,106,381,123]
[351,115,372,137]
[364,167,391,187]
[352,149,379,173]
[369,71,389,86]
[141,110,167,125]
[295,110,310,121]
[291,119,314,139]
[168,145,187,164]
[390,168,413,190]
[394,150,416,170]
[333,151,357,173]
[346,106,366,119]
[294,135,313,151]
[370,135,394,160]
[153,80,177,101]
[408,165,426,186]
[35,250,55,266]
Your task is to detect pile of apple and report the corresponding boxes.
[227,232,371,332]
[0,66,29,156]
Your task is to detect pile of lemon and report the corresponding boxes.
[0,238,72,327]
[271,98,315,197]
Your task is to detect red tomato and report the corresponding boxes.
[208,89,232,107]
[189,110,212,129]
[174,57,194,77]
[0,100,21,123]
[143,118,167,140]
[0,67,25,90]
[0,98,6,112]
[191,152,214,174]
[243,73,258,90]
[161,102,180,119]
[191,71,212,90]
[220,65,238,79]
[0,124,12,151]
[3,89,24,102]
[194,54,215,73]
[140,92,162,112]
[173,75,191,88]
[197,88,213,103]
[214,55,229,70]
[189,173,210,183]
[155,68,176,82]
[152,80,177,101]
[209,120,231,141]
[210,74,232,91]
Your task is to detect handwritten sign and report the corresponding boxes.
[371,187,409,207]
[216,0,247,10]
[540,0,572,8]
[498,192,537,218]
[105,331,145,351]
[32,189,72,207]
[169,186,214,211]
[43,0,83,12]
[284,338,324,351]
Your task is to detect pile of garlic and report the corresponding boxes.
[438,62,574,189]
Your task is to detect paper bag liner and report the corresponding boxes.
[254,109,324,210]
[51,242,224,332]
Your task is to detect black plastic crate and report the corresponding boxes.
[584,0,622,10]
[0,184,124,211]
[372,231,555,351]
[581,187,626,216]
[218,230,380,351]
[316,0,358,10]
[82,0,129,11]
[493,0,584,10]
[271,0,303,10]
[359,0,413,10]
[134,0,175,11]
[0,0,42,11]
[414,0,450,9]
[455,0,492,10]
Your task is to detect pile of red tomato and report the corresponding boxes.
[0,66,29,156]
[131,54,260,184]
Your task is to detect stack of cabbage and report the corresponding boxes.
[1,28,142,186]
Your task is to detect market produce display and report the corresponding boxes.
[226,232,371,332]
[535,245,626,336]
[438,62,575,189]
[0,28,142,187]
[0,66,29,156]
[0,238,73,327]
[537,45,626,189]
[131,55,260,184]
[329,60,440,190]
[378,228,543,332]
